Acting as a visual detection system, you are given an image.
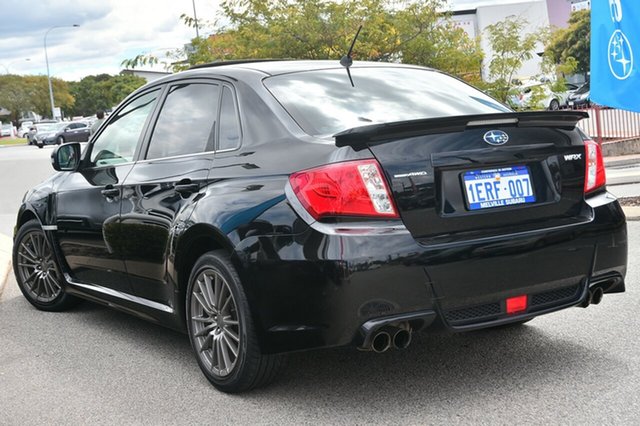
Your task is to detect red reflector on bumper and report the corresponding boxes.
[506,295,528,314]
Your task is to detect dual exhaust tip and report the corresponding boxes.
[370,324,412,353]
[588,286,604,306]
[582,286,605,308]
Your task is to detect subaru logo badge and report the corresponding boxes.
[608,29,633,80]
[483,130,509,146]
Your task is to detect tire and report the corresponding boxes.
[186,250,286,393]
[56,136,64,145]
[13,220,80,311]
[37,144,43,149]
[549,99,560,110]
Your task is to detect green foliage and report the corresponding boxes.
[122,0,483,83]
[69,73,146,117]
[484,16,542,102]
[524,84,548,110]
[121,54,160,70]
[1,73,143,121]
[0,75,33,122]
[546,10,590,75]
[392,4,483,82]
[0,75,75,120]
[28,76,75,118]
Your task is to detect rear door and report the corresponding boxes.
[119,80,222,305]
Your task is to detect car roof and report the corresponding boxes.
[145,60,434,87]
[189,59,428,75]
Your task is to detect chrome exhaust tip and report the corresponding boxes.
[371,330,392,353]
[392,328,412,350]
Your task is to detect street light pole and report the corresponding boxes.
[191,0,200,38]
[44,24,79,120]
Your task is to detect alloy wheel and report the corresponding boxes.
[190,268,241,378]
[16,230,62,303]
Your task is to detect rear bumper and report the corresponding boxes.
[236,193,627,354]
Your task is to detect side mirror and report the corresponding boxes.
[64,127,71,132]
[52,142,81,172]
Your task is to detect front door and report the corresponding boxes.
[55,89,161,291]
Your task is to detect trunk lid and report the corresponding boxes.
[334,111,592,244]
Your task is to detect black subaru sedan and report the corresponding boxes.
[13,61,627,393]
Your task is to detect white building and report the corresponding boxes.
[450,0,582,81]
[120,69,171,82]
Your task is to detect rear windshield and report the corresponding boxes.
[264,66,509,137]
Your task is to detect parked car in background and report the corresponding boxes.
[567,82,590,108]
[18,121,33,138]
[13,60,627,394]
[28,122,58,145]
[511,82,579,110]
[35,121,90,148]
[1,123,15,137]
[27,121,58,145]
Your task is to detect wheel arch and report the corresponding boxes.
[173,221,277,357]
[172,224,241,317]
[15,206,43,236]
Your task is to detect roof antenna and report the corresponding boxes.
[340,24,362,87]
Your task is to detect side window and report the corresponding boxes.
[218,86,241,151]
[89,90,159,167]
[146,83,220,160]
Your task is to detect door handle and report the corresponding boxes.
[174,179,200,196]
[101,185,120,198]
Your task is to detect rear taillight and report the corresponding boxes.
[289,159,398,220]
[584,139,606,193]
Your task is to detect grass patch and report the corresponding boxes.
[0,138,27,146]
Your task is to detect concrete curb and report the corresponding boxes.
[0,233,13,299]
[622,206,640,221]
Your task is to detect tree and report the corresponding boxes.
[546,10,590,77]
[69,73,146,117]
[123,0,483,83]
[0,75,75,120]
[0,75,34,123]
[484,16,542,103]
[23,76,75,119]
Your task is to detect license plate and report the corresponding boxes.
[463,166,536,210]
[569,101,574,106]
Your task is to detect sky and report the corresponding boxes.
[0,0,521,82]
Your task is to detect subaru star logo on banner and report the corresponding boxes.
[591,0,640,112]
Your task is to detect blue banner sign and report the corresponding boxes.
[591,0,640,112]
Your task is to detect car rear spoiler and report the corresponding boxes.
[333,111,589,150]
